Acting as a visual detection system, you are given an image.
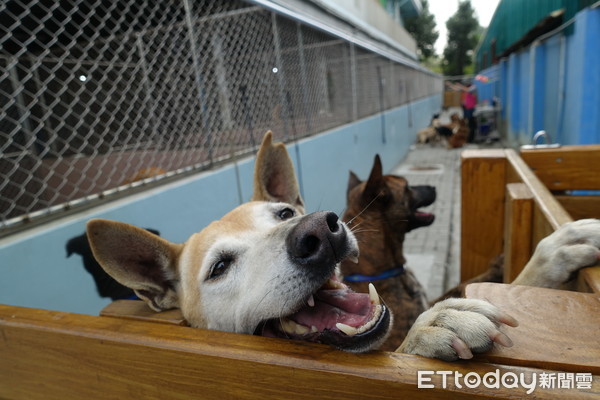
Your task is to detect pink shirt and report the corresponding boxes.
[463,91,477,109]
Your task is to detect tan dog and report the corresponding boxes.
[87,131,600,360]
[88,132,391,353]
[447,113,469,148]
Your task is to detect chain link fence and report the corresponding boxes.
[0,0,442,232]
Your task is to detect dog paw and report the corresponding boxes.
[525,219,600,286]
[396,298,518,361]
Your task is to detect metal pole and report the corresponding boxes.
[8,57,36,154]
[31,64,57,156]
[296,22,313,134]
[271,14,303,197]
[376,65,387,144]
[183,0,212,164]
[271,13,290,139]
[527,42,537,137]
[136,34,160,148]
[350,43,358,121]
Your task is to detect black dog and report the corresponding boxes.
[66,229,159,300]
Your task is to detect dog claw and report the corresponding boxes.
[368,283,380,306]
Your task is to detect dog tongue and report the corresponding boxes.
[289,289,373,331]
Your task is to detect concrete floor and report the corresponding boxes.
[391,107,503,301]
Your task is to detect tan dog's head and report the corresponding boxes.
[87,132,391,352]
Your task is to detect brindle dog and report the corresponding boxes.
[341,155,436,351]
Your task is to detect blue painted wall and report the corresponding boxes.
[474,7,600,146]
[0,94,441,316]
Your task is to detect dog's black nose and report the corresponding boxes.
[286,211,348,267]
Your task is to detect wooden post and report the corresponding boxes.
[503,183,533,283]
[461,150,507,282]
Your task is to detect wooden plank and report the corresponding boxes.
[503,183,533,283]
[460,149,507,282]
[505,150,572,230]
[3,305,596,399]
[555,195,600,220]
[466,283,600,374]
[578,267,600,294]
[531,205,557,250]
[462,149,599,291]
[100,300,187,326]
[505,150,600,289]
[520,145,600,191]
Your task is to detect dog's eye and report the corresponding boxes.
[207,258,232,280]
[277,208,295,220]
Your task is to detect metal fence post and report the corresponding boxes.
[135,34,160,148]
[8,58,35,155]
[182,0,212,163]
[376,65,386,144]
[296,22,313,135]
[349,43,358,121]
[270,13,290,140]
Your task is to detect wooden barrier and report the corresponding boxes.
[466,283,600,374]
[520,144,600,191]
[2,304,599,399]
[461,146,600,291]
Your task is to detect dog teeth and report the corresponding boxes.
[368,283,381,306]
[348,255,359,264]
[311,325,318,333]
[325,278,346,290]
[281,318,310,335]
[336,305,383,337]
[307,295,315,307]
[336,323,358,336]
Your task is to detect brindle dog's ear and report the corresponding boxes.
[347,171,361,199]
[252,131,305,213]
[363,155,385,203]
[86,219,183,311]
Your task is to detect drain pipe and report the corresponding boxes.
[527,42,538,139]
[556,35,567,141]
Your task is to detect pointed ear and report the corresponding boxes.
[252,131,305,212]
[86,219,183,311]
[347,171,362,199]
[363,155,384,202]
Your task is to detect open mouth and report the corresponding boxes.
[408,185,436,231]
[255,275,390,353]
[409,210,435,230]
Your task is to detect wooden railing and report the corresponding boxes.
[2,304,598,399]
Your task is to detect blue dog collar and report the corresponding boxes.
[343,265,405,283]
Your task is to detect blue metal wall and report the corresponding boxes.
[474,7,600,146]
[0,94,441,316]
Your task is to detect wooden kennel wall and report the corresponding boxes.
[461,145,600,291]
[1,146,599,399]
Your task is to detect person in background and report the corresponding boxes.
[446,80,477,142]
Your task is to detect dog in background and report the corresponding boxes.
[416,113,467,147]
[446,113,469,148]
[341,155,436,351]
